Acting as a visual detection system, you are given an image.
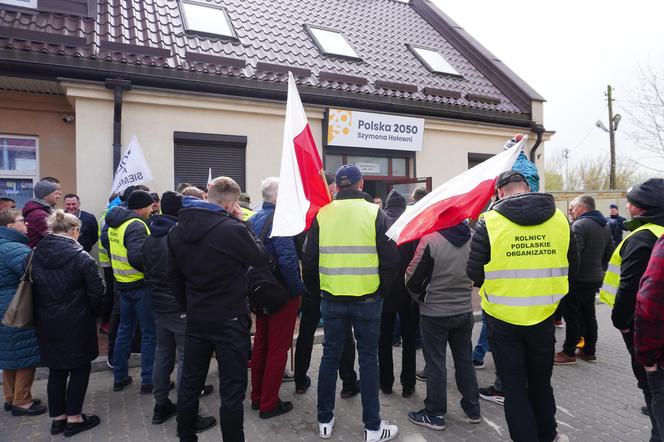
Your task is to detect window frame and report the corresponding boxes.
[0,0,38,8]
[0,134,40,179]
[407,44,462,77]
[179,0,239,41]
[305,24,362,61]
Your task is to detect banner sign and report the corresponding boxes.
[110,135,153,196]
[327,108,424,151]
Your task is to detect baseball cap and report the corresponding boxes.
[609,204,618,209]
[335,165,362,187]
[496,171,527,189]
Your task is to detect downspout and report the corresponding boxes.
[105,78,132,173]
[529,123,545,162]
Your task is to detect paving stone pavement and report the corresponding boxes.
[0,304,653,441]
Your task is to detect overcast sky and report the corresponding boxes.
[432,0,664,173]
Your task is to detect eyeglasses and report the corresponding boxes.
[13,218,26,224]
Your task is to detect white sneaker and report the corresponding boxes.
[364,421,399,442]
[554,434,569,442]
[319,417,334,439]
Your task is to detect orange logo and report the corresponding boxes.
[328,109,352,144]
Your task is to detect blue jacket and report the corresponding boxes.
[249,202,306,297]
[0,227,40,370]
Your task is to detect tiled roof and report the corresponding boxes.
[0,0,540,118]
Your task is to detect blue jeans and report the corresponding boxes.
[113,286,156,385]
[318,297,382,431]
[472,311,489,363]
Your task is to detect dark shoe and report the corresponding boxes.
[402,386,415,398]
[140,384,153,395]
[295,375,311,394]
[415,370,427,382]
[473,360,486,369]
[195,414,216,433]
[642,406,650,416]
[152,400,177,425]
[282,370,295,382]
[392,339,401,347]
[51,419,67,435]
[5,398,41,412]
[113,376,133,392]
[554,351,577,365]
[575,350,597,363]
[200,384,214,397]
[63,414,101,437]
[259,400,293,419]
[340,386,360,399]
[408,409,445,431]
[380,385,393,395]
[479,385,505,406]
[11,401,47,416]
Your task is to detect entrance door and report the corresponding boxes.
[386,177,432,201]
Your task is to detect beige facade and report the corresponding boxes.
[3,81,549,214]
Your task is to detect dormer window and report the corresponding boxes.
[1,0,37,7]
[306,25,361,60]
[408,44,460,76]
[181,1,236,39]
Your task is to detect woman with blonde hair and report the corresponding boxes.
[32,210,105,437]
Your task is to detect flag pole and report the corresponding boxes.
[319,169,332,201]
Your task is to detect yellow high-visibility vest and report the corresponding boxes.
[481,209,570,326]
[108,218,150,283]
[98,208,110,266]
[317,199,380,297]
[599,223,664,306]
[241,207,255,221]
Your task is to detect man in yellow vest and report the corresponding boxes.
[101,190,155,393]
[601,178,664,439]
[467,171,578,442]
[302,165,400,441]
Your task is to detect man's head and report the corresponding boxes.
[151,192,160,214]
[160,191,183,218]
[208,176,241,212]
[175,182,192,194]
[609,204,618,216]
[0,197,16,210]
[127,190,155,220]
[63,194,80,215]
[182,186,206,200]
[335,165,363,191]
[410,187,429,204]
[261,177,279,204]
[569,195,595,221]
[34,178,62,206]
[324,171,337,196]
[495,171,529,200]
[373,197,383,207]
[239,192,252,209]
[626,178,664,218]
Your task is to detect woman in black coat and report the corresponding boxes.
[32,210,105,437]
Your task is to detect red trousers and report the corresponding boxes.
[250,296,300,412]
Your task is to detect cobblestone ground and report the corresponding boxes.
[0,304,652,441]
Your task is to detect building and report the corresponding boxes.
[0,0,550,211]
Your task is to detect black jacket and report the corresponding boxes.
[571,210,614,285]
[167,207,268,322]
[612,208,664,330]
[143,215,182,314]
[100,206,150,290]
[467,192,579,288]
[302,189,400,302]
[32,234,105,369]
[77,210,99,253]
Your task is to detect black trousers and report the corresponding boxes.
[378,303,417,390]
[47,363,92,417]
[562,282,599,356]
[488,314,557,442]
[177,316,251,442]
[101,266,115,323]
[294,295,357,391]
[622,331,662,442]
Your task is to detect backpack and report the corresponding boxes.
[246,212,290,315]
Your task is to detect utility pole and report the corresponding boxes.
[562,148,570,191]
[606,85,617,189]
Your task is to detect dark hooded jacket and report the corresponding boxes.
[467,192,579,290]
[167,205,268,322]
[143,215,181,314]
[100,205,150,290]
[571,210,614,285]
[22,199,53,248]
[32,234,105,369]
[612,207,664,331]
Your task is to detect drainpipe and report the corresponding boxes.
[529,123,545,162]
[105,78,132,173]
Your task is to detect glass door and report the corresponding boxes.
[386,177,432,200]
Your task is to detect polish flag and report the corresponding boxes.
[386,139,526,245]
[271,72,331,237]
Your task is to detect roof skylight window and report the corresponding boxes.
[307,25,361,59]
[409,45,460,76]
[181,1,236,38]
[1,0,37,7]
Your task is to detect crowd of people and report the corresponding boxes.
[1,167,664,442]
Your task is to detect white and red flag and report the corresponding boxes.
[386,138,526,245]
[271,72,331,237]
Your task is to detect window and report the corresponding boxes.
[307,25,360,59]
[409,45,460,76]
[181,1,236,38]
[0,0,37,8]
[0,135,38,208]
[325,152,411,178]
[174,132,246,190]
[468,152,493,169]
